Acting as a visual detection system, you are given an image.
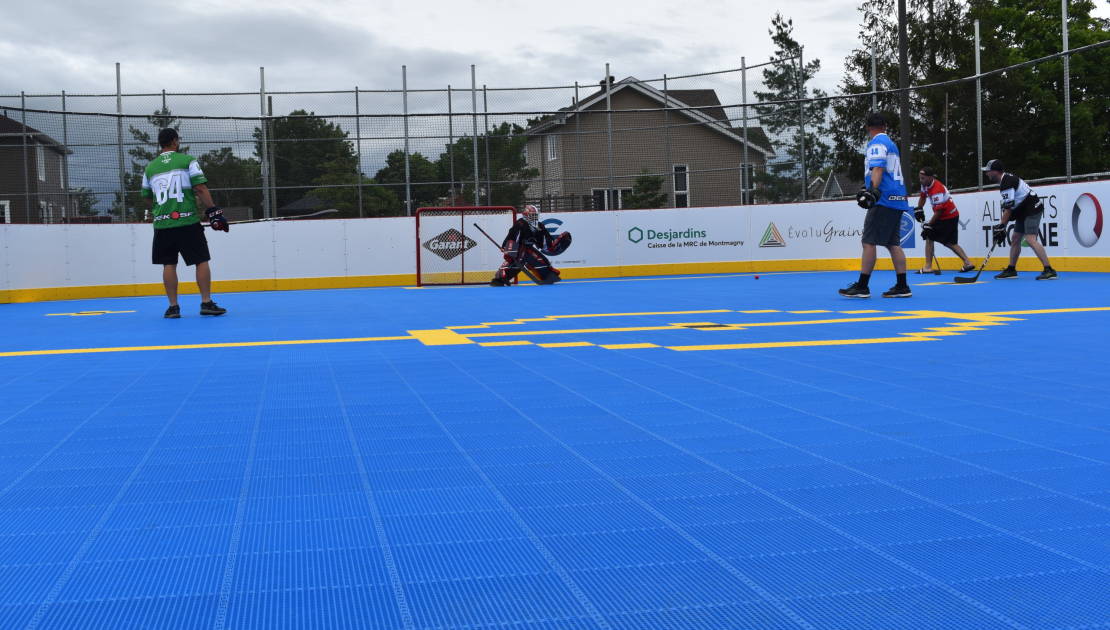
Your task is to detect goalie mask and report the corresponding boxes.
[522,204,540,230]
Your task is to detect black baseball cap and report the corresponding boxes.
[920,166,936,177]
[865,112,888,128]
[158,128,179,147]
[981,159,1004,172]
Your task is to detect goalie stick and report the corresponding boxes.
[954,241,996,284]
[472,222,542,284]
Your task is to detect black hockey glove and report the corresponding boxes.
[921,224,934,241]
[205,206,229,232]
[856,187,878,210]
[992,223,1007,247]
[913,208,926,223]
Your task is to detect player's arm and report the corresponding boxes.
[194,183,215,209]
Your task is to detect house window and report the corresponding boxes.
[591,188,632,210]
[740,163,756,204]
[36,144,46,182]
[39,200,48,223]
[673,165,689,208]
[522,143,528,162]
[546,135,557,161]
[0,200,10,224]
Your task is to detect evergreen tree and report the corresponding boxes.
[624,171,667,209]
[752,12,832,202]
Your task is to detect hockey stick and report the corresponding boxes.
[954,240,997,284]
[226,208,339,225]
[472,223,542,284]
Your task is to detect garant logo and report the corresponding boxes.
[1072,193,1103,248]
[423,228,477,261]
[541,218,563,235]
[759,222,786,247]
[627,227,644,243]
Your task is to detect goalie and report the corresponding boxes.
[489,205,571,286]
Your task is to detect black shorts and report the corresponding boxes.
[862,205,903,247]
[929,217,959,246]
[152,222,211,266]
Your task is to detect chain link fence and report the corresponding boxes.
[1,41,1106,225]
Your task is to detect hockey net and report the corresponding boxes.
[415,206,519,286]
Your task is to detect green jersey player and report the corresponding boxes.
[141,128,228,318]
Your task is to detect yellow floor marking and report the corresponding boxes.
[990,307,1110,316]
[545,309,733,319]
[839,310,883,314]
[447,325,490,330]
[0,336,414,358]
[46,310,136,316]
[406,329,474,346]
[465,325,680,338]
[901,331,965,337]
[737,310,780,314]
[478,341,533,347]
[918,281,980,286]
[480,321,526,326]
[788,310,832,314]
[516,317,557,322]
[600,343,660,349]
[669,337,931,351]
[537,342,595,348]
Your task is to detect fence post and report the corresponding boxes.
[974,20,983,190]
[605,64,614,209]
[574,81,582,211]
[483,85,491,206]
[355,86,364,217]
[741,58,750,205]
[870,44,878,111]
[471,65,480,206]
[259,67,271,219]
[1061,0,1072,182]
[896,0,912,183]
[447,85,455,202]
[798,46,807,201]
[20,92,31,223]
[62,90,70,219]
[116,63,126,222]
[402,65,412,216]
[663,74,672,207]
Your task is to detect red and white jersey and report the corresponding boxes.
[918,179,958,220]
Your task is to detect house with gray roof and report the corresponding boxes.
[523,77,774,211]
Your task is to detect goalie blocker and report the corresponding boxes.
[490,205,571,286]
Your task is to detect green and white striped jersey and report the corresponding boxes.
[141,151,208,229]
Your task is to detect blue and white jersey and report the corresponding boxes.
[864,133,910,211]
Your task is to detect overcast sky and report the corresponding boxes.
[3,0,1106,110]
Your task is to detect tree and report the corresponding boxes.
[623,171,667,209]
[435,122,538,208]
[256,110,359,211]
[198,147,262,212]
[830,0,1109,189]
[311,159,403,217]
[753,13,832,202]
[374,150,444,212]
[70,187,100,216]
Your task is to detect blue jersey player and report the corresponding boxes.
[841,112,912,298]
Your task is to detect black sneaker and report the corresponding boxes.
[960,264,977,273]
[163,304,181,319]
[1036,268,1058,280]
[200,301,227,316]
[838,282,871,298]
[994,267,1018,279]
[882,284,913,298]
